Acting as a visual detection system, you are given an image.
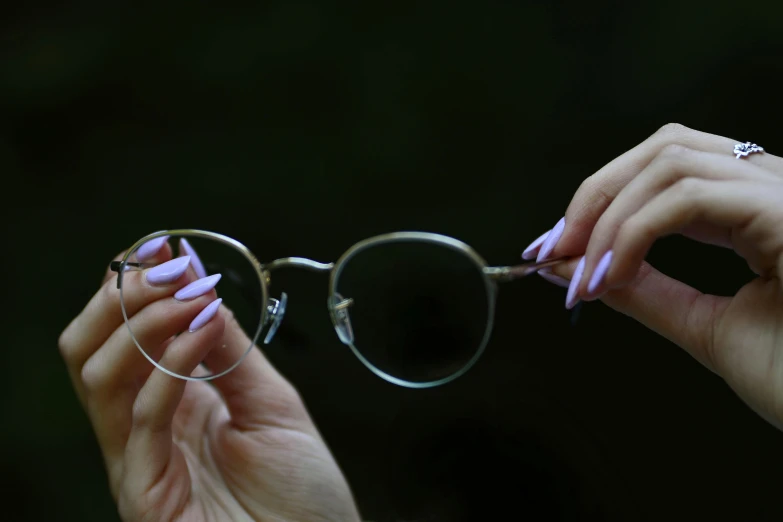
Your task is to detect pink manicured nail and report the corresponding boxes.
[536,217,565,262]
[145,256,191,285]
[522,230,551,260]
[136,235,170,261]
[189,298,223,332]
[565,256,586,310]
[175,274,222,301]
[587,251,613,294]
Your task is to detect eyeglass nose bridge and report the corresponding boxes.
[263,292,288,344]
[328,293,354,345]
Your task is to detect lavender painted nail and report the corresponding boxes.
[175,274,222,301]
[538,269,571,288]
[136,235,170,261]
[536,217,566,263]
[522,230,551,260]
[189,298,223,332]
[587,251,613,294]
[145,256,191,285]
[180,238,207,279]
[566,256,586,310]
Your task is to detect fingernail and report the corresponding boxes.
[536,217,566,262]
[522,230,551,260]
[538,269,571,288]
[145,256,191,285]
[180,238,207,279]
[189,298,223,332]
[175,274,222,301]
[587,250,613,294]
[565,256,586,310]
[136,235,170,261]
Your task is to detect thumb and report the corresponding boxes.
[206,303,315,432]
[549,260,730,372]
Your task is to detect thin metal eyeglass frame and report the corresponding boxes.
[113,229,570,387]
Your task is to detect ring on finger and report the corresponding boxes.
[734,141,764,159]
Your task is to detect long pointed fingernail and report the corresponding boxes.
[538,269,571,288]
[565,256,586,310]
[587,250,613,294]
[136,235,170,261]
[522,230,551,260]
[145,256,191,285]
[536,217,566,262]
[180,238,207,279]
[175,274,222,301]
[189,298,223,332]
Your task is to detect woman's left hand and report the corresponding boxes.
[525,123,783,430]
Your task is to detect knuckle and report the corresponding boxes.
[671,176,703,199]
[577,173,599,194]
[657,143,692,163]
[131,395,154,431]
[576,174,613,209]
[648,144,693,180]
[80,358,106,393]
[57,327,76,360]
[653,122,690,140]
[618,215,652,245]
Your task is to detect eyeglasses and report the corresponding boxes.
[111,229,568,388]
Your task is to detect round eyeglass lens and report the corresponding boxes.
[118,233,266,380]
[332,237,493,386]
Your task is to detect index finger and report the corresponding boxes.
[553,123,782,257]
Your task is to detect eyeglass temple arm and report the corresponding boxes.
[484,256,576,283]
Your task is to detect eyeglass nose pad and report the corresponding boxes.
[328,293,354,345]
[263,292,288,345]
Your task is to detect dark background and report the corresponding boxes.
[2,1,782,520]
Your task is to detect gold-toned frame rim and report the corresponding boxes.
[115,229,570,386]
[118,229,269,382]
[328,232,497,389]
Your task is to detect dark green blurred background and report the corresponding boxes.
[2,1,782,521]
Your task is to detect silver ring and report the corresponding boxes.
[734,142,764,159]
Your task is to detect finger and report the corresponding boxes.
[60,243,177,406]
[81,292,222,464]
[544,259,731,371]
[578,148,780,298]
[551,123,783,258]
[601,263,730,372]
[123,309,226,495]
[61,251,199,388]
[62,241,175,360]
[600,179,779,291]
[84,288,222,393]
[205,304,313,432]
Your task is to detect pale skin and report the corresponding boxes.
[531,123,783,431]
[59,123,783,522]
[58,246,362,522]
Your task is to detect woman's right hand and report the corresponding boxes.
[524,124,783,430]
[58,240,361,522]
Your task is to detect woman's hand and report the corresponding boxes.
[58,241,361,522]
[524,123,783,430]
